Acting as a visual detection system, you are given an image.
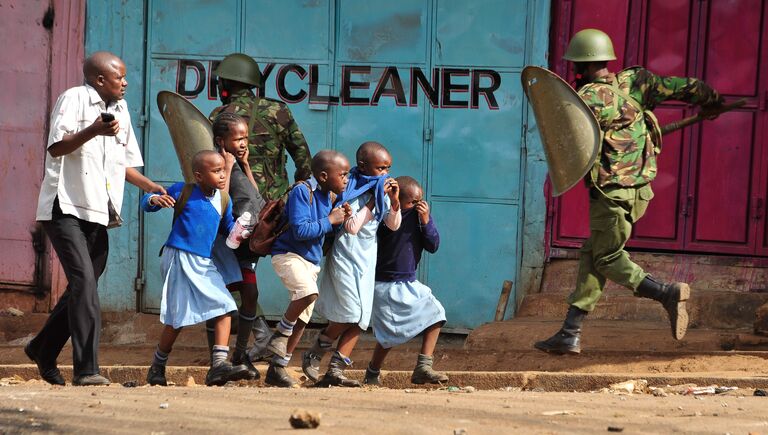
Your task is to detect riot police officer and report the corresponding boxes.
[535,29,724,355]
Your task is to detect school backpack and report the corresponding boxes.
[248,181,337,256]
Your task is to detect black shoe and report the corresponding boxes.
[146,364,167,386]
[24,344,65,386]
[637,276,690,340]
[72,374,111,386]
[661,283,690,340]
[314,352,361,388]
[265,364,297,388]
[315,371,362,388]
[533,329,581,355]
[363,367,381,386]
[232,350,260,380]
[205,361,249,386]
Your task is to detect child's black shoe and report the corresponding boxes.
[231,349,260,380]
[314,352,361,388]
[205,361,249,386]
[363,367,381,386]
[410,354,448,385]
[146,363,167,386]
[265,364,297,388]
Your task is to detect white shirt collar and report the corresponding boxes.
[84,84,126,112]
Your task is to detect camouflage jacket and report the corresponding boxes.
[209,89,312,201]
[579,67,720,187]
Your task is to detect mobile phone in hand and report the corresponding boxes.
[101,112,115,122]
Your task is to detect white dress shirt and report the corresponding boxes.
[36,84,144,226]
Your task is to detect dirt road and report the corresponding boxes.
[1,382,767,434]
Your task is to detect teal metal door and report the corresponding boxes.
[426,0,529,328]
[137,0,549,329]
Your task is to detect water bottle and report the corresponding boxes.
[226,212,254,249]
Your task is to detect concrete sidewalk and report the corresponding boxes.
[3,364,768,392]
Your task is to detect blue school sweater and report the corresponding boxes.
[271,178,334,265]
[142,182,235,258]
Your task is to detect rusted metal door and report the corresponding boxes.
[549,0,768,257]
[0,1,52,290]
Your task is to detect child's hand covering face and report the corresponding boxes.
[384,178,400,210]
[415,199,430,224]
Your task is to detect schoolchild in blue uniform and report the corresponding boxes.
[308,142,401,387]
[259,150,352,387]
[363,176,449,386]
[142,150,249,387]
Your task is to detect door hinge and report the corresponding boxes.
[134,273,145,293]
[137,112,148,128]
[423,128,432,142]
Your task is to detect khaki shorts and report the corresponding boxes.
[271,252,320,323]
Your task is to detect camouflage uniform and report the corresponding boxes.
[567,67,720,312]
[210,89,312,201]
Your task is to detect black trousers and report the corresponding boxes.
[28,200,109,376]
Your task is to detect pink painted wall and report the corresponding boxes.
[0,0,84,309]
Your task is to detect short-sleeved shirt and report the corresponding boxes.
[36,84,144,225]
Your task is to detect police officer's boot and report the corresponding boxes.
[533,305,587,355]
[636,275,690,340]
[248,316,272,362]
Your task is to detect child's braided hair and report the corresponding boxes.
[212,112,247,142]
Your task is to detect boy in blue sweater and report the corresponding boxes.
[142,150,249,387]
[263,150,352,387]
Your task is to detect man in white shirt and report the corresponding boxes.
[26,51,166,386]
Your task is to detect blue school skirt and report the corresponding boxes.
[160,246,237,329]
[370,280,446,349]
[210,235,243,285]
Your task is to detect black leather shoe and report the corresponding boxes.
[24,344,65,386]
[146,364,167,386]
[72,374,111,386]
[232,350,260,380]
[205,361,250,386]
[265,364,297,388]
[363,367,381,386]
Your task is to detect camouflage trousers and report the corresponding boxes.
[566,184,655,312]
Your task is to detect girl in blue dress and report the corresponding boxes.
[142,150,249,387]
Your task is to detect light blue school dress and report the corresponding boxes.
[210,235,243,285]
[160,246,238,329]
[371,280,446,348]
[316,192,390,330]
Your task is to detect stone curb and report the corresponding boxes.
[3,365,768,391]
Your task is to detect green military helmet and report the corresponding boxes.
[563,28,617,62]
[214,53,261,87]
